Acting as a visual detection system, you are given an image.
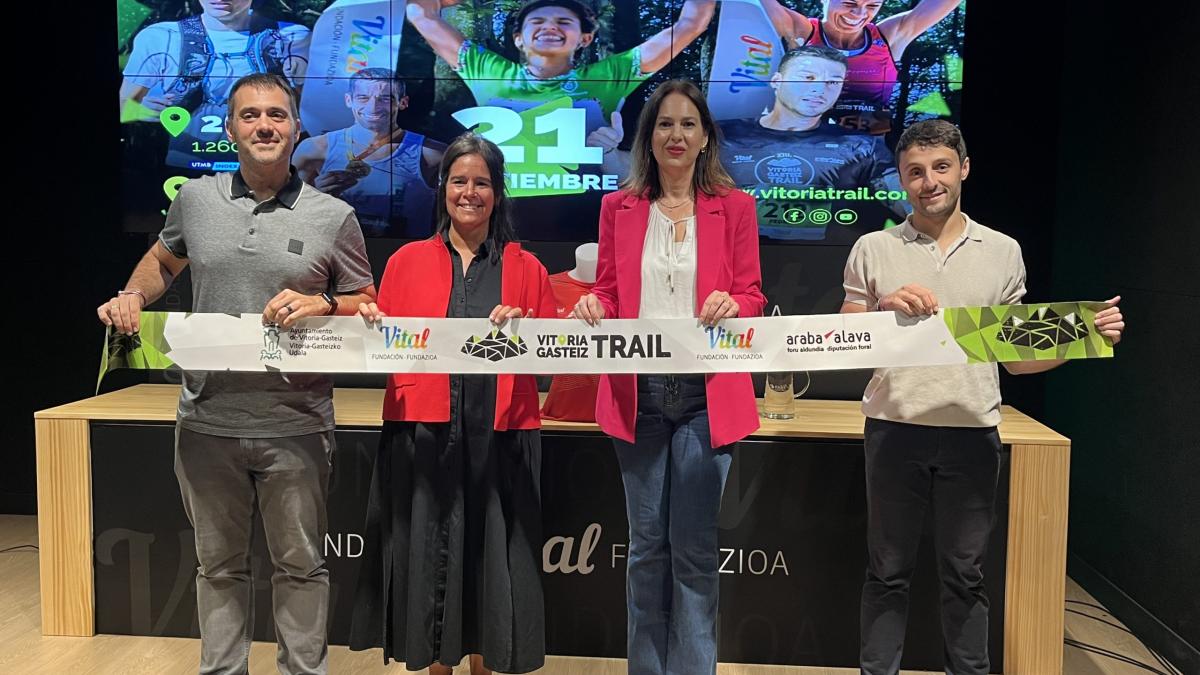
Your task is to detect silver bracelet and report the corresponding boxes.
[118,289,148,307]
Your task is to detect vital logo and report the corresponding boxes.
[997,307,1089,348]
[260,325,283,362]
[380,326,430,349]
[345,15,387,75]
[697,325,762,362]
[543,523,601,575]
[462,328,528,362]
[707,325,755,349]
[728,34,775,93]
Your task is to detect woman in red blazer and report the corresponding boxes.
[349,134,555,675]
[575,80,766,675]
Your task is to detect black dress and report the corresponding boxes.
[349,238,545,672]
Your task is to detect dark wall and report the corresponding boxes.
[1,5,139,513]
[955,1,1068,424]
[1043,1,1200,666]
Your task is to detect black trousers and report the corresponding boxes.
[859,418,1002,675]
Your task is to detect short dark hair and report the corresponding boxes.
[226,73,299,121]
[434,133,517,259]
[349,68,405,97]
[896,120,968,163]
[778,45,848,75]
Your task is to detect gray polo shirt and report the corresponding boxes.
[160,171,374,437]
[842,214,1026,427]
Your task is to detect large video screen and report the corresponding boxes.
[118,0,966,244]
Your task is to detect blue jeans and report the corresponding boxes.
[612,375,734,675]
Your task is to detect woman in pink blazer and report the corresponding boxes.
[574,79,766,675]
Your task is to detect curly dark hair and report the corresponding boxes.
[896,119,968,163]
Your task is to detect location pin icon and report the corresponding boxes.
[160,106,191,137]
[163,176,188,201]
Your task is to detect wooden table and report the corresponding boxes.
[35,384,1070,674]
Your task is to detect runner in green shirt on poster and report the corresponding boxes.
[406,0,715,146]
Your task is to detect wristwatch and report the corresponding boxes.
[320,292,338,316]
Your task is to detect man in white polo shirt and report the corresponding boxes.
[840,120,1125,675]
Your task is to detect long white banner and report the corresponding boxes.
[101,303,1113,379]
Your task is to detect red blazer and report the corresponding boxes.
[377,237,556,430]
[592,188,767,448]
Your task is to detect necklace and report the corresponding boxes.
[657,195,693,210]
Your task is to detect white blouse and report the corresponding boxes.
[639,203,697,319]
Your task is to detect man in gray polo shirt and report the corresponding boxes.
[98,73,376,675]
[841,120,1125,675]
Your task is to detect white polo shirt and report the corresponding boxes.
[843,213,1027,427]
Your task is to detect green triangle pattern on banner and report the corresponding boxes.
[978,306,1001,329]
[908,92,952,116]
[955,313,979,339]
[957,333,989,363]
[963,306,981,326]
[1065,340,1088,360]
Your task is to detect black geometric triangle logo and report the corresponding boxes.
[997,307,1089,349]
[461,328,528,362]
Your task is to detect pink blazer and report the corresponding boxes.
[592,188,767,448]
